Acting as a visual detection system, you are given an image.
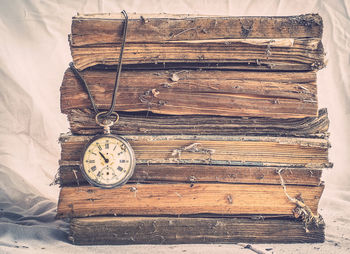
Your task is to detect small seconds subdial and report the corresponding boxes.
[81,135,135,188]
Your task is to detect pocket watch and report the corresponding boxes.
[70,10,132,188]
[80,112,136,188]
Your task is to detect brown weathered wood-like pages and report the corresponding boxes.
[70,14,324,71]
[58,164,322,187]
[66,108,329,136]
[60,134,330,167]
[71,14,323,45]
[69,217,325,244]
[59,13,328,244]
[71,39,324,71]
[57,184,323,218]
[61,69,318,118]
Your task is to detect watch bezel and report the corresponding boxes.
[80,134,136,189]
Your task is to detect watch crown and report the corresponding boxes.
[103,125,111,134]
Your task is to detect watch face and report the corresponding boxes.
[81,134,135,188]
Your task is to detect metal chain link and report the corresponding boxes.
[69,10,129,119]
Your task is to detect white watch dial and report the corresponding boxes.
[81,135,135,188]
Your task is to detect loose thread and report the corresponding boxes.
[72,169,80,186]
[51,170,60,186]
[236,243,267,254]
[170,27,197,38]
[130,186,138,198]
[277,169,324,233]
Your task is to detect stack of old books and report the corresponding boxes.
[56,13,330,244]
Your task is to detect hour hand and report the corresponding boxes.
[99,151,109,163]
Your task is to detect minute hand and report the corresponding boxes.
[99,152,109,163]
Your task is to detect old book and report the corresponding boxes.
[56,183,324,218]
[61,69,319,118]
[71,38,324,71]
[70,14,324,71]
[69,216,325,244]
[59,13,328,246]
[58,164,323,187]
[71,14,323,46]
[60,134,330,168]
[65,108,329,136]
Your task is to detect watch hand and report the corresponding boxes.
[99,151,109,163]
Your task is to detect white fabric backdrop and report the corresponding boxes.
[0,0,349,253]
